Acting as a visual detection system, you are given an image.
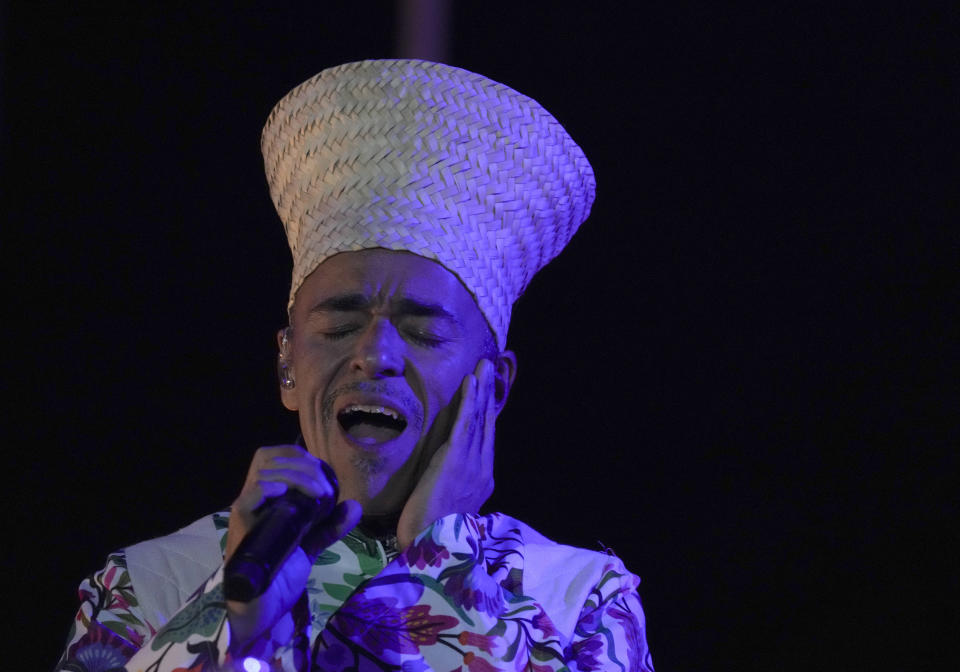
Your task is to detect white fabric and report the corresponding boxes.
[125,514,222,627]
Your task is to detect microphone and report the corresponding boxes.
[224,460,339,602]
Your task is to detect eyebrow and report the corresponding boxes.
[308,294,460,324]
[393,297,459,323]
[308,294,370,314]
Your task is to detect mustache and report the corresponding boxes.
[321,380,424,432]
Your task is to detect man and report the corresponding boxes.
[57,60,654,671]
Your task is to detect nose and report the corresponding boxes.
[351,318,404,378]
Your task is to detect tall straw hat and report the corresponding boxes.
[261,59,595,349]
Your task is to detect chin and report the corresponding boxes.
[344,441,423,513]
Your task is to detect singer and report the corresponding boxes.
[56,60,655,671]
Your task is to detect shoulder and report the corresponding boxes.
[480,513,641,634]
[122,510,229,627]
[484,512,637,588]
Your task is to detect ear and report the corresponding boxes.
[492,350,517,415]
[277,327,298,411]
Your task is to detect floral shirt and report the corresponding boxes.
[57,512,654,671]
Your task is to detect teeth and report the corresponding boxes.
[342,404,401,420]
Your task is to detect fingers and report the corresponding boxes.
[449,365,479,444]
[257,459,336,499]
[246,446,336,498]
[440,358,496,496]
[448,358,496,457]
[227,445,341,562]
[232,479,290,520]
[231,445,339,531]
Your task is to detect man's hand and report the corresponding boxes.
[224,445,361,656]
[396,358,497,550]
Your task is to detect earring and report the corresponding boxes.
[278,327,295,389]
[278,357,295,389]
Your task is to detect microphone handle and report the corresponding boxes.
[224,485,337,602]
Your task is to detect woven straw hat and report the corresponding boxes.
[262,59,595,349]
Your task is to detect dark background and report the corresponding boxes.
[4,2,957,670]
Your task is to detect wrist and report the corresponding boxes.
[227,603,293,662]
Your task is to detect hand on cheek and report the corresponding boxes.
[397,359,497,550]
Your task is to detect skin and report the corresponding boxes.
[224,248,517,655]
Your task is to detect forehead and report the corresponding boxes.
[292,249,484,321]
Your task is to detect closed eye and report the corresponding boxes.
[324,324,361,340]
[404,328,446,348]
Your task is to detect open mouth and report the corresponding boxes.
[337,404,408,443]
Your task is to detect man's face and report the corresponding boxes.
[281,248,508,516]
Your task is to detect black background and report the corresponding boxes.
[4,3,957,670]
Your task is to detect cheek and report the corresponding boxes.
[294,343,343,399]
[423,354,476,407]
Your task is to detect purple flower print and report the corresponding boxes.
[333,594,458,656]
[442,562,504,617]
[565,637,604,671]
[400,532,451,570]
